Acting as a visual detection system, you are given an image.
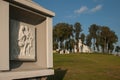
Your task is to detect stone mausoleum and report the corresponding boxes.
[0,0,55,80]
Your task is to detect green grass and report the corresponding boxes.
[53,53,120,80]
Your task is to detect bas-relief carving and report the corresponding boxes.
[18,25,33,56]
[10,19,35,61]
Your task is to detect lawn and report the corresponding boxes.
[52,53,120,80]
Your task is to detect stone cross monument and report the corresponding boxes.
[0,0,55,80]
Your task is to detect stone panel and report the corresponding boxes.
[10,19,36,61]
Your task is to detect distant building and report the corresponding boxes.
[74,39,92,53]
[56,39,92,54]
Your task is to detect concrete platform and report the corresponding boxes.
[0,69,54,80]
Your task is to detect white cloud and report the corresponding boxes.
[91,5,102,12]
[74,6,88,14]
[73,4,103,16]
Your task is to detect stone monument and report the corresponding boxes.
[74,39,92,53]
[10,20,36,61]
[0,0,55,80]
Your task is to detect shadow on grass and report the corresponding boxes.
[47,68,68,80]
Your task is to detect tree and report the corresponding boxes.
[65,40,69,50]
[107,31,118,53]
[95,36,100,52]
[86,34,92,47]
[53,26,59,50]
[69,39,75,52]
[100,26,110,53]
[53,23,73,50]
[53,42,58,50]
[99,26,118,53]
[108,43,114,53]
[74,22,82,52]
[115,46,120,53]
[81,33,85,52]
[89,24,99,51]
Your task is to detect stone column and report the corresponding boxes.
[46,17,53,68]
[36,17,53,68]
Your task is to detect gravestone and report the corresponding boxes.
[0,0,55,80]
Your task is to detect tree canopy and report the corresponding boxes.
[53,23,73,50]
[53,22,118,53]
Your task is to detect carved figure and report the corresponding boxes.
[18,25,33,56]
[18,25,26,56]
[24,26,33,56]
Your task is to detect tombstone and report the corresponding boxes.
[0,0,55,80]
[60,50,64,54]
[74,45,77,53]
[65,49,70,54]
[78,39,82,52]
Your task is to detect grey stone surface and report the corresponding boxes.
[10,19,35,61]
[0,0,9,71]
[0,0,55,79]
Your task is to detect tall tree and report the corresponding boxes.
[100,26,110,53]
[86,34,92,47]
[69,39,75,52]
[53,23,73,50]
[53,26,59,50]
[95,27,101,52]
[81,33,85,52]
[115,46,120,53]
[100,26,118,53]
[89,24,99,51]
[74,22,82,52]
[53,42,58,50]
[65,40,69,50]
[107,31,118,53]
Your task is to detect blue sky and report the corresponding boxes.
[33,0,120,45]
